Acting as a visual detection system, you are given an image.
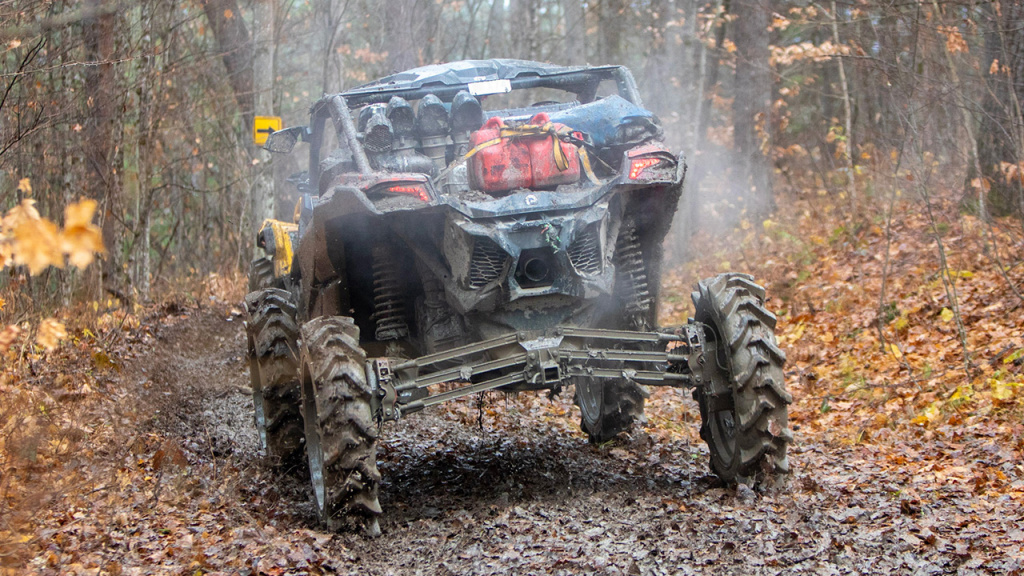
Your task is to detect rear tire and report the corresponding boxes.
[245,289,304,465]
[691,273,792,487]
[574,377,648,444]
[299,316,382,535]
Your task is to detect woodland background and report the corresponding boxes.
[1,0,1022,306]
[1,1,1023,573]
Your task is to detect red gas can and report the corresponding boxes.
[468,113,581,194]
[525,113,581,189]
[468,116,532,193]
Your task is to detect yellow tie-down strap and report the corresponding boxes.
[463,122,600,184]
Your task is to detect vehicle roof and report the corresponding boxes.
[344,59,619,94]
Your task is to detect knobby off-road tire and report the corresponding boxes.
[299,316,382,536]
[248,257,277,292]
[245,289,305,465]
[692,273,793,488]
[574,377,649,444]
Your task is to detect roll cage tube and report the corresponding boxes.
[304,66,644,188]
[340,66,643,108]
[307,95,373,187]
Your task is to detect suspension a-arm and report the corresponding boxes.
[368,324,715,422]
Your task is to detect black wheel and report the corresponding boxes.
[249,257,277,292]
[299,316,381,535]
[691,273,792,487]
[574,377,648,444]
[245,289,304,465]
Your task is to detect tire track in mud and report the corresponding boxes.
[140,306,999,576]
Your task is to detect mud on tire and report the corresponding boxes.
[245,288,304,465]
[691,273,792,487]
[299,317,382,535]
[574,378,648,444]
[248,257,278,292]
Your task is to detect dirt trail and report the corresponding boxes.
[72,304,1020,575]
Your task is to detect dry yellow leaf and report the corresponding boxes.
[17,178,31,195]
[911,401,941,426]
[0,324,21,352]
[61,200,105,269]
[62,227,104,269]
[940,308,955,323]
[2,198,41,232]
[990,378,1020,403]
[64,199,97,229]
[36,318,66,351]
[13,218,63,275]
[886,342,903,360]
[948,384,973,404]
[893,315,909,331]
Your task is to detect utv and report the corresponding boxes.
[246,59,792,535]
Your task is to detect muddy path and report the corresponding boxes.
[81,305,1021,575]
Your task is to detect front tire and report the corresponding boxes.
[691,273,792,487]
[245,288,304,465]
[249,257,278,292]
[299,317,382,535]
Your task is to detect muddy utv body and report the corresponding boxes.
[245,59,792,535]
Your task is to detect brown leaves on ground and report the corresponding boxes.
[1,188,1022,574]
[660,187,1024,569]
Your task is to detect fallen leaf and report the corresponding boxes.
[14,218,63,275]
[36,318,67,351]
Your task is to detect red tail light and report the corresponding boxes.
[386,184,430,202]
[628,157,662,180]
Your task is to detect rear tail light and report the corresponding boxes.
[628,157,663,180]
[364,178,433,203]
[384,184,430,202]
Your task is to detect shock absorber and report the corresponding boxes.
[371,243,409,341]
[615,220,651,321]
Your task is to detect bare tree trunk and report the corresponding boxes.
[562,0,588,64]
[730,0,773,215]
[252,0,276,241]
[317,0,349,93]
[511,0,541,60]
[695,0,728,147]
[83,0,118,295]
[481,0,506,59]
[977,1,1024,217]
[200,0,253,123]
[385,0,430,72]
[831,0,856,201]
[599,0,626,64]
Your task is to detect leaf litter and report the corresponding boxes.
[0,193,1022,574]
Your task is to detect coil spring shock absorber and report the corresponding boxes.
[371,243,409,341]
[615,220,651,322]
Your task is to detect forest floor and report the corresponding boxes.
[2,192,1024,575]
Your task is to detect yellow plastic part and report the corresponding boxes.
[260,218,298,278]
